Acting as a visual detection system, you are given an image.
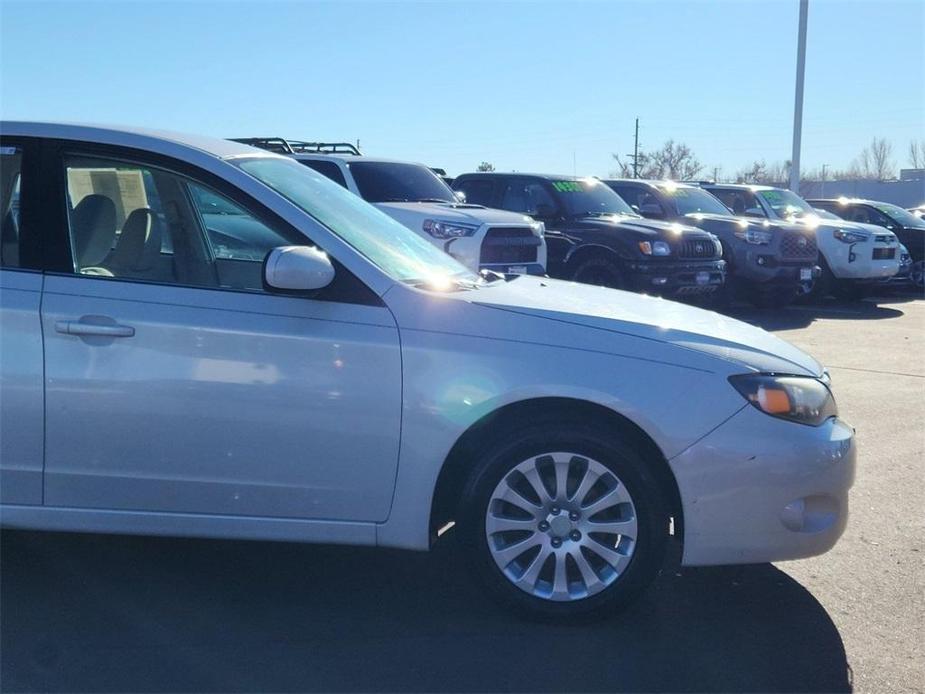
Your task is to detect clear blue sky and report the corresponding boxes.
[1,0,922,178]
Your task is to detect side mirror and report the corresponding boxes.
[639,203,665,219]
[534,202,558,218]
[263,246,335,292]
[454,190,467,203]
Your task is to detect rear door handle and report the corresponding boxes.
[55,320,135,338]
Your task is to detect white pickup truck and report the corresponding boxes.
[231,139,547,276]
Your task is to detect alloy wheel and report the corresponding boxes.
[484,452,638,602]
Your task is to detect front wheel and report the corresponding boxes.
[456,421,669,621]
[570,256,625,289]
[911,260,924,290]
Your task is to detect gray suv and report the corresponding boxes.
[604,180,819,307]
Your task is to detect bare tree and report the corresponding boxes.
[735,160,789,185]
[476,161,495,172]
[855,137,895,180]
[909,140,925,168]
[611,140,701,180]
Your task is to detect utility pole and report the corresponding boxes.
[713,167,720,183]
[625,118,641,178]
[821,163,827,197]
[633,118,640,178]
[789,0,809,192]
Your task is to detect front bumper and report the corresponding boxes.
[624,258,726,296]
[821,236,901,280]
[670,404,856,567]
[444,225,547,276]
[734,249,819,288]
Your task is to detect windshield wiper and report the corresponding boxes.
[415,197,455,203]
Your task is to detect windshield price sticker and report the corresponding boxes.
[553,181,583,193]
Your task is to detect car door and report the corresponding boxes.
[0,138,44,505]
[40,145,402,522]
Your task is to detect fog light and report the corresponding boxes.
[757,256,766,266]
[780,495,839,533]
[651,277,668,285]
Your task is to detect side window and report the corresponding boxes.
[845,205,873,225]
[611,185,644,211]
[501,180,554,215]
[454,179,493,206]
[63,154,296,292]
[860,206,892,228]
[300,160,348,188]
[0,146,22,268]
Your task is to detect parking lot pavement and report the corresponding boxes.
[2,292,922,693]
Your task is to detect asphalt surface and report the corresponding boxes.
[2,290,923,693]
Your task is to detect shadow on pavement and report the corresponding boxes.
[1,530,850,693]
[724,298,905,331]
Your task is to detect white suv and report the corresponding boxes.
[701,183,900,298]
[232,139,547,276]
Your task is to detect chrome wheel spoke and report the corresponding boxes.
[492,534,543,567]
[516,545,551,590]
[585,536,632,571]
[550,551,570,600]
[497,479,541,511]
[522,465,552,505]
[486,513,538,534]
[581,484,630,517]
[571,548,604,595]
[570,465,602,505]
[585,517,637,538]
[553,457,571,503]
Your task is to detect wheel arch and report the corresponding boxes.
[564,243,625,268]
[429,396,683,548]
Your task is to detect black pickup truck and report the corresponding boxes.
[452,173,725,297]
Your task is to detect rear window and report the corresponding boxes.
[300,160,348,188]
[346,161,456,203]
[454,179,494,206]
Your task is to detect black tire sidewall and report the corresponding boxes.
[456,421,668,621]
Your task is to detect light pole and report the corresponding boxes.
[789,0,809,193]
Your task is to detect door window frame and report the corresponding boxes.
[39,139,382,305]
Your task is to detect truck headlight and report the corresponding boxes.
[729,374,837,426]
[833,229,869,244]
[532,222,545,237]
[638,240,671,256]
[734,226,774,245]
[422,219,480,239]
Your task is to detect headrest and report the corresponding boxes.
[71,194,117,267]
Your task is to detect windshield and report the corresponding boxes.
[756,188,815,219]
[872,201,925,228]
[235,157,477,286]
[551,178,637,217]
[658,185,731,215]
[347,161,456,203]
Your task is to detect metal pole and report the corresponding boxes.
[633,118,640,178]
[789,0,809,192]
[821,163,827,197]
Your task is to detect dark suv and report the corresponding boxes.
[808,197,925,288]
[604,179,819,307]
[452,173,725,297]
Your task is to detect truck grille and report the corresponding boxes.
[873,247,896,260]
[480,227,540,264]
[678,238,720,259]
[780,231,817,260]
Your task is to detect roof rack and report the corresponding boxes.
[230,138,361,156]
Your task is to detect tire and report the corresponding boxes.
[570,256,625,289]
[911,260,924,290]
[456,418,669,621]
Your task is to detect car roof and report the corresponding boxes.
[289,153,432,168]
[1,121,269,160]
[807,197,883,205]
[702,183,776,191]
[602,178,702,190]
[456,172,593,181]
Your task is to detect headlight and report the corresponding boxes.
[734,226,774,244]
[729,373,837,426]
[833,229,869,244]
[638,240,671,256]
[422,219,480,239]
[532,222,545,237]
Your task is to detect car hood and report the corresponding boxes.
[568,214,714,239]
[377,201,535,225]
[468,275,822,376]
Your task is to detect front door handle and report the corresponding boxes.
[55,320,135,338]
